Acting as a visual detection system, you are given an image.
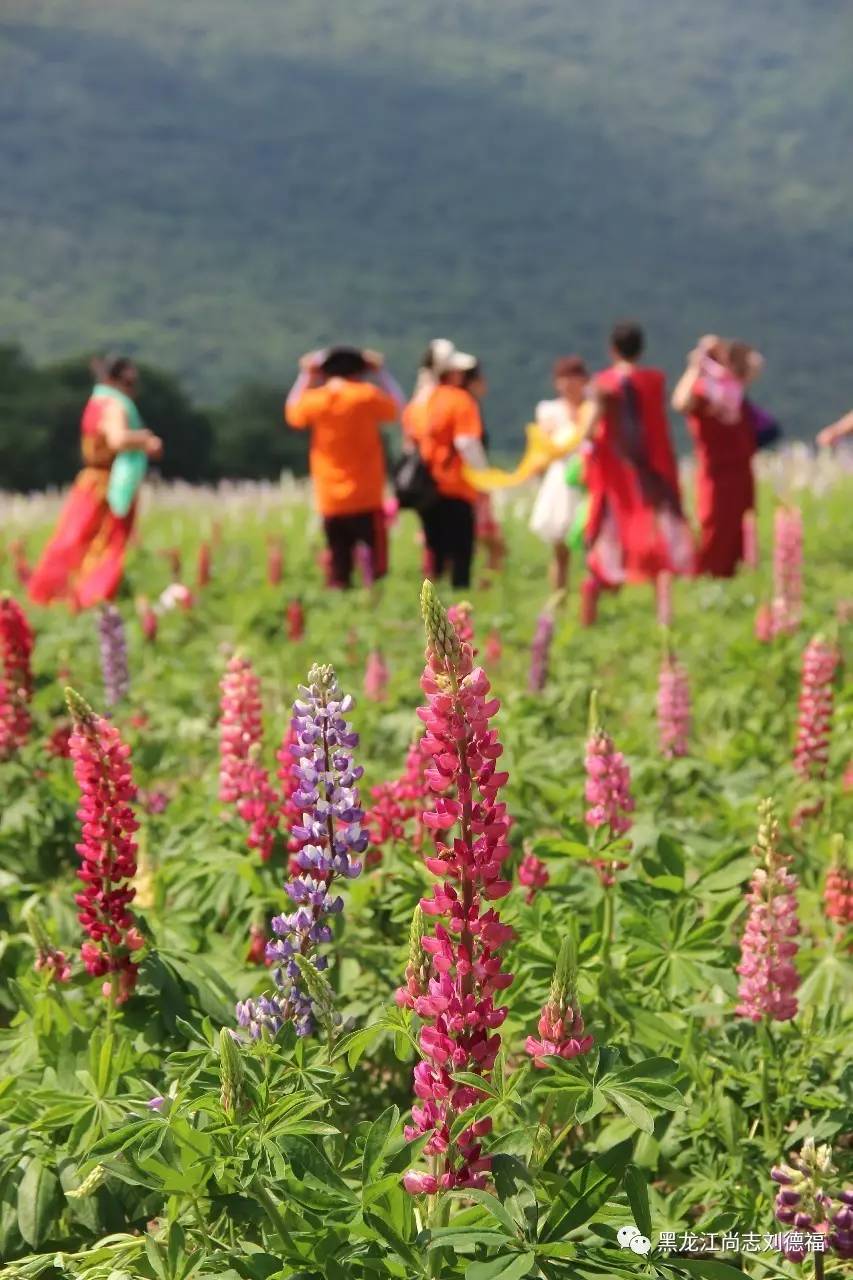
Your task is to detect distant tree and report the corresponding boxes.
[211,382,308,479]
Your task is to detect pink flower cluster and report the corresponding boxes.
[824,838,852,926]
[363,649,389,702]
[771,506,803,635]
[447,601,475,650]
[735,799,799,1023]
[276,721,307,872]
[518,850,549,904]
[66,688,144,1003]
[584,718,634,886]
[525,938,593,1068]
[657,654,690,759]
[401,582,513,1196]
[219,654,278,861]
[793,635,839,782]
[0,595,34,759]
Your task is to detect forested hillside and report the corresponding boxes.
[1,0,851,458]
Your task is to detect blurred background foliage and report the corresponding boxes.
[1,0,851,485]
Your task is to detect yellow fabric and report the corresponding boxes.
[462,416,588,492]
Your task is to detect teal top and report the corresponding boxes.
[93,384,149,518]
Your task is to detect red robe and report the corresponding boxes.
[585,365,693,586]
[687,379,755,577]
[28,397,137,610]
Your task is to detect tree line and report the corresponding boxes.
[0,345,309,491]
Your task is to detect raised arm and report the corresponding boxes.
[101,399,161,457]
[817,410,853,448]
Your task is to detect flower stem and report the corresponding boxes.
[250,1176,290,1257]
[600,885,614,968]
[759,1017,774,1150]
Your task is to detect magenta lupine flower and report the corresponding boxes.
[527,610,554,692]
[65,688,145,1004]
[518,850,549,905]
[793,635,839,781]
[824,836,852,925]
[97,604,129,707]
[0,594,34,759]
[218,653,278,860]
[525,936,593,1068]
[655,571,672,627]
[584,709,634,886]
[742,509,759,570]
[367,738,433,860]
[237,664,366,1039]
[754,602,773,644]
[771,506,803,635]
[657,653,690,759]
[355,541,375,587]
[363,649,389,702]
[401,582,513,1196]
[277,720,307,872]
[447,601,475,650]
[485,629,502,665]
[735,799,799,1023]
[197,541,212,588]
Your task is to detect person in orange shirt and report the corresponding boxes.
[406,349,488,589]
[285,346,403,588]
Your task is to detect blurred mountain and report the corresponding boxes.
[1,0,851,441]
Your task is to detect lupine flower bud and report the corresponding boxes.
[736,798,800,1023]
[526,935,594,1067]
[136,597,158,642]
[518,849,549,905]
[197,541,212,587]
[363,649,389,702]
[527,610,554,692]
[403,581,513,1195]
[66,688,144,1004]
[0,594,35,759]
[25,906,72,984]
[421,580,461,667]
[163,547,182,580]
[267,537,283,585]
[286,599,305,641]
[770,1139,841,1261]
[793,635,839,782]
[11,540,31,586]
[395,904,432,1007]
[219,1027,245,1117]
[824,834,852,925]
[657,652,690,759]
[97,604,129,707]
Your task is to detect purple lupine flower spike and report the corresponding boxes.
[98,604,129,706]
[527,610,554,693]
[237,664,365,1038]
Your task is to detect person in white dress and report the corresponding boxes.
[529,355,591,590]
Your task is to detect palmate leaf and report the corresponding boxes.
[539,1141,632,1242]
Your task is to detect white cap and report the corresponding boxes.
[448,350,478,373]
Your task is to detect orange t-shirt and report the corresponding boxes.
[407,384,483,502]
[286,379,398,517]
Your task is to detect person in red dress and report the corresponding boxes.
[28,357,162,610]
[583,322,693,607]
[672,335,762,577]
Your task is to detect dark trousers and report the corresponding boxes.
[421,497,475,589]
[322,509,388,589]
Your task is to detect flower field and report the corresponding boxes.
[0,456,851,1280]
